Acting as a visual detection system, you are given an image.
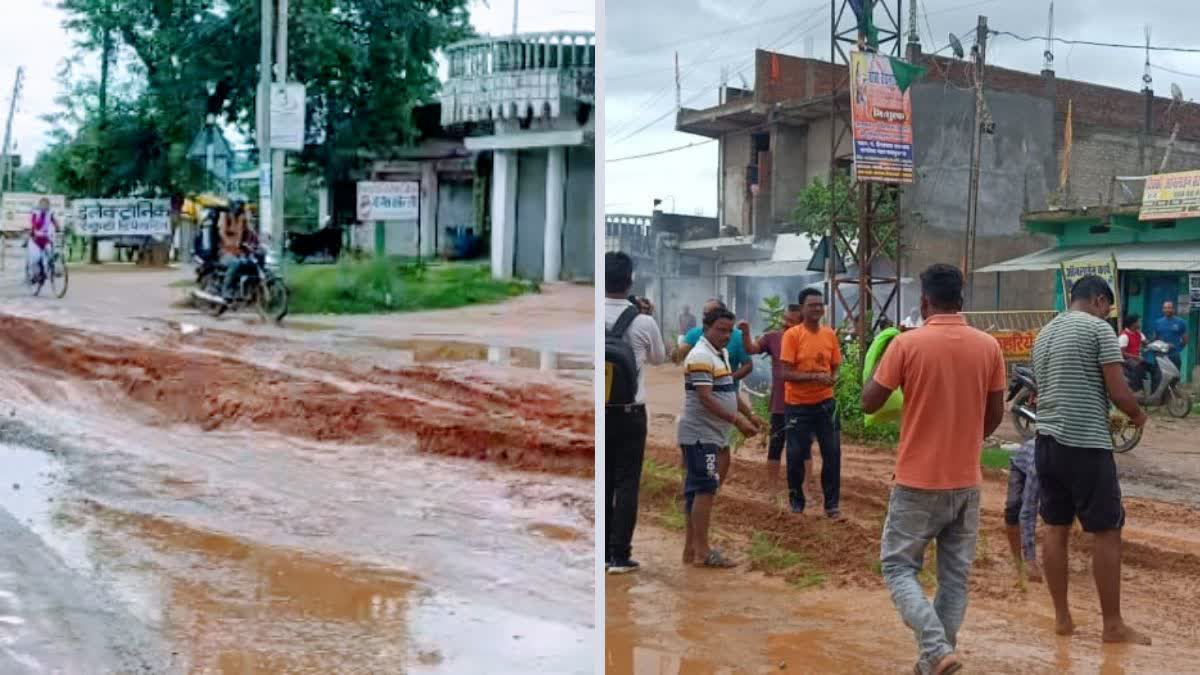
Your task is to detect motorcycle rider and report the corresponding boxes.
[219,200,259,302]
[1118,314,1152,393]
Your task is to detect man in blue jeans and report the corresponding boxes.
[864,264,1007,675]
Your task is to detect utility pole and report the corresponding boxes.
[257,0,273,254]
[272,0,288,266]
[963,15,987,309]
[0,67,23,198]
[674,51,681,111]
[92,3,113,263]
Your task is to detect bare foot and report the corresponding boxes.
[1055,615,1076,636]
[1026,561,1044,583]
[1102,621,1152,645]
[931,653,961,675]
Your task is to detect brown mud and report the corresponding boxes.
[608,364,1200,674]
[0,314,593,476]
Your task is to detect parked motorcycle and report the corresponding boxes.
[1007,365,1143,453]
[1132,340,1192,418]
[191,247,288,322]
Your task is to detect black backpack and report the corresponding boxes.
[605,305,641,406]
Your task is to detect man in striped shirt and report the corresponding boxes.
[678,307,760,568]
[1031,275,1149,644]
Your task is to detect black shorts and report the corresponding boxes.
[1035,434,1125,532]
[679,442,723,513]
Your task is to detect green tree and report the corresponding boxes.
[759,295,785,331]
[791,172,919,261]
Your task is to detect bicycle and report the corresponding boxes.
[26,246,69,299]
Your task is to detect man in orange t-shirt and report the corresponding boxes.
[780,288,843,517]
[863,264,1006,675]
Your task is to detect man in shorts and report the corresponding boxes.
[678,307,760,568]
[738,305,804,484]
[1032,275,1149,644]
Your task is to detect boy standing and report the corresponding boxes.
[1005,440,1043,583]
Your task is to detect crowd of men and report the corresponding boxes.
[606,251,1153,673]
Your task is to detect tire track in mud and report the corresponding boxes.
[0,315,593,476]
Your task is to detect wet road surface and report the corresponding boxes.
[0,263,595,672]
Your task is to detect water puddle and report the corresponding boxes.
[358,338,592,379]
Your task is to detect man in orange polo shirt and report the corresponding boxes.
[780,288,843,517]
[863,264,1006,675]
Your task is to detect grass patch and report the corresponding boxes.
[656,508,687,532]
[980,446,1010,471]
[286,259,537,315]
[748,532,827,588]
[640,458,680,500]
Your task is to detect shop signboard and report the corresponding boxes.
[1140,169,1200,221]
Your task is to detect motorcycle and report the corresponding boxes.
[1007,365,1143,453]
[1132,341,1192,418]
[191,247,288,322]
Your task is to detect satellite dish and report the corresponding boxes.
[948,33,965,59]
[1172,83,1184,104]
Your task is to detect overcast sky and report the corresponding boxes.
[0,0,593,161]
[604,0,1200,218]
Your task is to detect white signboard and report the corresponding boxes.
[270,83,307,151]
[74,199,172,237]
[1,193,67,233]
[357,181,419,221]
[1190,273,1200,305]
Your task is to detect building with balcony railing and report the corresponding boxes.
[440,32,595,283]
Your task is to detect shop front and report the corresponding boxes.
[977,205,1200,382]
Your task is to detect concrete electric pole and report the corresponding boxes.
[963,15,988,309]
[257,0,274,247]
[0,67,24,199]
[272,0,288,265]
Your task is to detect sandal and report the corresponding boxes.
[697,549,737,568]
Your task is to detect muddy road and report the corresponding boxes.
[607,364,1200,674]
[0,266,594,672]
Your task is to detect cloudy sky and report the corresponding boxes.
[0,0,593,161]
[604,0,1200,218]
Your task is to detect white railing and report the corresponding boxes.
[441,32,595,126]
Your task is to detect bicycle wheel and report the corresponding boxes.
[50,254,69,298]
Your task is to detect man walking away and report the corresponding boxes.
[1031,275,1149,644]
[678,307,759,568]
[605,252,668,574]
[1152,301,1188,371]
[679,305,697,336]
[1004,439,1043,583]
[863,264,1007,675]
[738,305,804,484]
[780,289,843,517]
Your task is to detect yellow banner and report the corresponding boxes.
[1140,169,1200,221]
[992,330,1039,361]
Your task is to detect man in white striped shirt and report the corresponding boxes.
[1031,275,1148,645]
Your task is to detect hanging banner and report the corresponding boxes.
[1,193,67,233]
[74,199,172,237]
[1060,255,1120,319]
[849,51,915,183]
[357,181,419,221]
[1139,169,1200,221]
[992,330,1039,361]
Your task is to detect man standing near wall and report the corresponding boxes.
[1152,301,1188,371]
[780,289,843,518]
[863,264,1007,675]
[738,305,805,485]
[1032,275,1149,644]
[678,305,697,337]
[605,252,668,574]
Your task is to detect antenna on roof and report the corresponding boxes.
[1042,1,1055,73]
[1142,24,1153,91]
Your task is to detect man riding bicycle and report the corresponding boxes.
[27,197,58,284]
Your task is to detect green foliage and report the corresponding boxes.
[791,172,923,261]
[42,0,473,198]
[286,260,535,315]
[835,341,900,444]
[980,447,1010,470]
[759,295,785,331]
